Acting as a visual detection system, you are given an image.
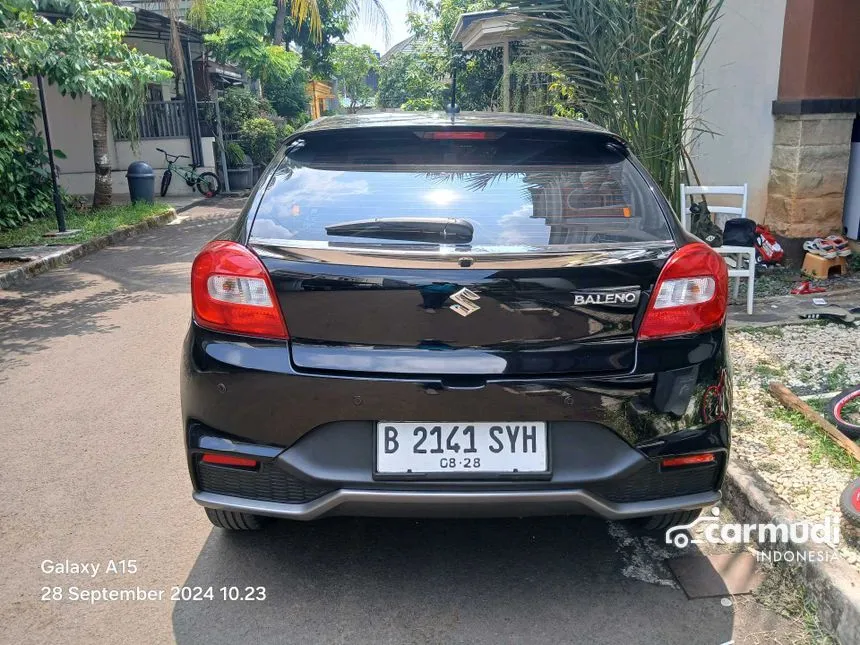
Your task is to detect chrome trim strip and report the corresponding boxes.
[193,489,721,521]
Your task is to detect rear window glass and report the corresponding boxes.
[251,129,673,249]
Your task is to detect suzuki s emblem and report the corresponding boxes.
[449,288,481,317]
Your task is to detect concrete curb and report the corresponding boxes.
[724,458,860,643]
[0,207,176,290]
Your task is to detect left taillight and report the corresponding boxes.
[191,240,288,340]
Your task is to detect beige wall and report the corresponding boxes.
[125,37,178,100]
[34,80,213,197]
[687,0,787,223]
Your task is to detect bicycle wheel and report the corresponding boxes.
[839,478,860,527]
[196,172,221,198]
[829,386,860,439]
[160,170,172,197]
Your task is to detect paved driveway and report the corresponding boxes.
[0,200,800,644]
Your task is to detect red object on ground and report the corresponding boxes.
[790,280,826,295]
[839,477,860,526]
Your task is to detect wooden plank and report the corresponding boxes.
[768,381,860,462]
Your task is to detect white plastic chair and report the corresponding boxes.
[679,184,755,315]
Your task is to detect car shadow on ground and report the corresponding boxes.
[171,516,734,645]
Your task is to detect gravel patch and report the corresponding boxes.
[731,324,860,395]
[728,324,860,569]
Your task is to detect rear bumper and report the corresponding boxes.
[182,324,731,520]
[187,419,726,520]
[193,488,721,521]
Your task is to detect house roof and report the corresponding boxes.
[381,36,417,64]
[125,6,204,44]
[38,5,203,44]
[451,9,527,51]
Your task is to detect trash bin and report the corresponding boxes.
[126,161,155,204]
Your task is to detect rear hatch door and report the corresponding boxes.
[251,127,676,376]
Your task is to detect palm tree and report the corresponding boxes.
[515,0,723,202]
[272,0,391,47]
[91,99,111,207]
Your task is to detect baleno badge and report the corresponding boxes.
[449,288,481,317]
[572,291,640,306]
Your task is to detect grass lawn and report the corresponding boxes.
[0,202,174,249]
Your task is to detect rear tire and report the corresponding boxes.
[160,170,172,197]
[196,172,221,198]
[638,508,702,532]
[204,507,268,531]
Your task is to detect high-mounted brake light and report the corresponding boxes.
[421,131,494,140]
[637,242,728,340]
[201,453,259,468]
[661,453,717,468]
[191,240,288,340]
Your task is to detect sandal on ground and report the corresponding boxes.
[790,280,827,295]
[799,307,858,325]
[825,235,853,257]
[803,238,838,259]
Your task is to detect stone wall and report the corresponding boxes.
[765,113,853,237]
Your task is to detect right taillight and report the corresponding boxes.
[637,242,728,340]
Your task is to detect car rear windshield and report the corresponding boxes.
[250,128,673,249]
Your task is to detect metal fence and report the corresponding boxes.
[135,100,189,139]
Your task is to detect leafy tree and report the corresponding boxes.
[272,0,390,49]
[193,0,301,85]
[239,117,278,165]
[272,0,323,45]
[331,43,378,113]
[407,0,503,111]
[263,66,309,119]
[280,0,350,78]
[193,0,389,83]
[516,0,723,200]
[377,51,442,109]
[0,60,54,230]
[219,87,271,132]
[1,0,173,207]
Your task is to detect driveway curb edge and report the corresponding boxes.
[724,458,860,643]
[0,207,177,290]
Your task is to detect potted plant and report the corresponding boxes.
[224,141,253,190]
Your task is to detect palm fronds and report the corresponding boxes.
[515,0,723,201]
[346,0,391,47]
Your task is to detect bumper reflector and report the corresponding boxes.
[661,453,716,468]
[201,453,259,468]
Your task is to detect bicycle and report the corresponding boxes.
[157,147,221,198]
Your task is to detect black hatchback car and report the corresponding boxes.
[181,112,730,531]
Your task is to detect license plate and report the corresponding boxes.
[376,422,548,475]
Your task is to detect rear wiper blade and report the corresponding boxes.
[325,217,473,244]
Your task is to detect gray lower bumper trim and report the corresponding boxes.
[193,488,721,521]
